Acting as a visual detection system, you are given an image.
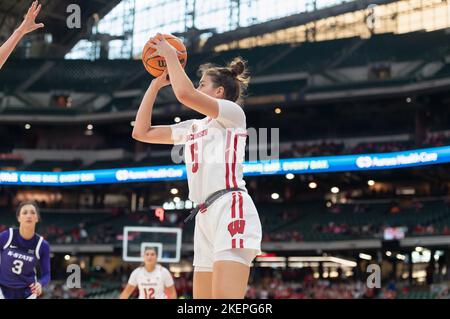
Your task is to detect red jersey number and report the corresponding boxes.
[190,142,199,173]
[143,288,155,299]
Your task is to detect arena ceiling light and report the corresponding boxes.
[359,253,372,260]
[287,256,357,268]
[271,192,280,200]
[255,256,286,262]
[170,188,178,195]
[162,199,193,210]
[169,263,193,274]
[325,257,357,267]
[285,173,294,180]
[434,250,444,261]
[274,107,282,114]
[24,123,31,130]
[367,180,375,186]
[324,270,340,278]
[288,262,320,268]
[258,262,286,268]
[396,254,406,261]
[130,121,135,127]
[308,182,317,189]
[87,124,93,130]
[412,249,432,263]
[174,117,181,123]
[331,186,340,194]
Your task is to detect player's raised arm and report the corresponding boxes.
[0,1,44,70]
[149,33,220,119]
[119,284,137,299]
[131,70,174,144]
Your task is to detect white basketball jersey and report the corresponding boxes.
[128,265,174,299]
[171,99,248,204]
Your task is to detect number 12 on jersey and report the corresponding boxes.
[143,288,155,299]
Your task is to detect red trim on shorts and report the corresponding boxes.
[225,130,231,189]
[232,134,238,188]
[231,192,236,219]
[232,238,236,248]
[238,191,243,219]
[239,192,244,248]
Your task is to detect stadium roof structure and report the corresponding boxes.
[0,0,120,58]
[202,0,400,50]
[0,0,121,105]
[1,0,450,120]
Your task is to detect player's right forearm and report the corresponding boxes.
[0,29,24,70]
[132,83,160,137]
[119,292,128,299]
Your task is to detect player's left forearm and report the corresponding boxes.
[39,252,51,287]
[0,29,25,70]
[39,272,50,287]
[166,286,177,299]
[164,50,196,100]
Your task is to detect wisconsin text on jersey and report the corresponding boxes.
[177,303,211,317]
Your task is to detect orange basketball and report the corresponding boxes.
[142,34,187,77]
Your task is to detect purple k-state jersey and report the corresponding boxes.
[0,228,51,289]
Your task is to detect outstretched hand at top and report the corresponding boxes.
[17,1,44,35]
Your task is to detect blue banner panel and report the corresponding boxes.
[0,146,448,186]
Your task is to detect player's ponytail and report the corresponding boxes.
[198,56,250,105]
[229,57,247,79]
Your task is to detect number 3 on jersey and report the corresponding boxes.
[190,142,199,173]
[12,259,24,275]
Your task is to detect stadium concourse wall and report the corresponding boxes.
[1,64,449,119]
[49,236,450,254]
[9,129,450,165]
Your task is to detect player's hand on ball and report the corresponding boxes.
[30,282,42,296]
[150,33,177,58]
[17,1,44,35]
[152,70,171,89]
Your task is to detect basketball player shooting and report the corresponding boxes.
[0,1,44,70]
[132,33,262,299]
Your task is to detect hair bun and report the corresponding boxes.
[229,57,245,77]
